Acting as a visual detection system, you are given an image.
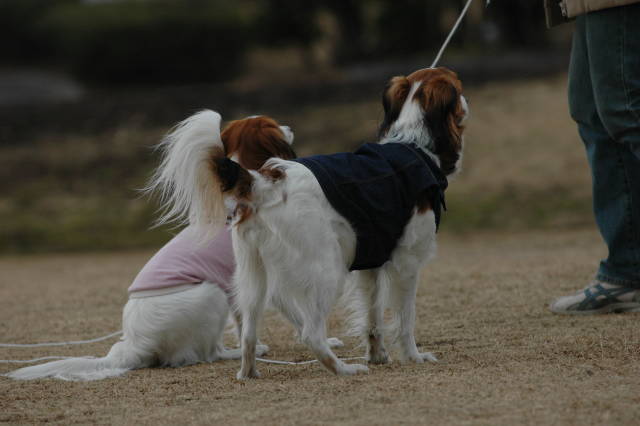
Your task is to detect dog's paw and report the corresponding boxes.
[338,363,369,376]
[402,351,438,364]
[256,344,270,356]
[236,368,261,380]
[367,349,391,365]
[421,352,438,363]
[327,337,344,348]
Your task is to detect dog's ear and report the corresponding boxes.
[212,156,254,199]
[213,157,241,193]
[255,125,297,163]
[379,76,411,138]
[418,77,463,175]
[222,117,297,170]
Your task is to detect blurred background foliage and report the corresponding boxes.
[1,0,584,254]
[1,0,554,85]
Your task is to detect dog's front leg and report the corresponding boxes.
[388,269,437,364]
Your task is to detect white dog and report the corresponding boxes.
[150,67,468,378]
[7,112,298,381]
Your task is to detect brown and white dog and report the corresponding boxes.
[151,67,468,378]
[6,112,300,381]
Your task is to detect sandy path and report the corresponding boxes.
[1,229,639,425]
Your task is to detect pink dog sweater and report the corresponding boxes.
[128,227,235,297]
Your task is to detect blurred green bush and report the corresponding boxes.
[47,1,249,85]
[1,0,250,85]
[0,0,69,65]
[1,0,553,86]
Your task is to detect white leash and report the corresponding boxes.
[1,354,366,366]
[0,331,123,364]
[0,356,96,364]
[256,356,366,366]
[0,331,366,366]
[430,0,491,68]
[0,330,123,348]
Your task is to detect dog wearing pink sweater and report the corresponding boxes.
[8,111,296,380]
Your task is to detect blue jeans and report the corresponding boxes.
[568,4,640,287]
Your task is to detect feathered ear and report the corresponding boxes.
[256,124,297,163]
[379,76,411,137]
[418,77,463,175]
[221,117,296,171]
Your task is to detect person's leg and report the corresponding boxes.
[586,5,640,287]
[589,5,640,162]
[550,6,640,314]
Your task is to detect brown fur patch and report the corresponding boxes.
[221,116,296,170]
[234,172,253,200]
[379,76,411,137]
[258,165,286,183]
[412,69,464,175]
[318,356,338,375]
[416,193,432,214]
[233,203,253,225]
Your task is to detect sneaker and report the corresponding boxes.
[549,280,640,315]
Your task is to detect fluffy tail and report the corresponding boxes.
[145,109,229,236]
[5,341,135,381]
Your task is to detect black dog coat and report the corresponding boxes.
[295,143,447,270]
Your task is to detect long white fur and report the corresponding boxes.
[145,109,227,238]
[229,163,366,377]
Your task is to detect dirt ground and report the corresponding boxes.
[1,229,639,425]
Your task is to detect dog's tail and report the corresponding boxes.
[5,341,138,381]
[145,109,229,236]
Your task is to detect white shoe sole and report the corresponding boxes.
[550,302,640,316]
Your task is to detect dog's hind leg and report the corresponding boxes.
[303,321,369,376]
[271,296,344,349]
[234,234,268,380]
[236,282,266,379]
[296,276,368,376]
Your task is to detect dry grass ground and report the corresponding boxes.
[2,229,640,425]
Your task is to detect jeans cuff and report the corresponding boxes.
[596,272,640,289]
